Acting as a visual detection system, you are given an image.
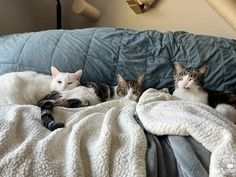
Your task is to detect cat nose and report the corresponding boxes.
[62,85,67,90]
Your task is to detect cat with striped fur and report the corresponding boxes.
[173,62,208,104]
[38,73,145,131]
[173,62,236,122]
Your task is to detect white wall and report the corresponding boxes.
[87,0,236,39]
[0,0,92,35]
[0,0,55,35]
[0,0,235,39]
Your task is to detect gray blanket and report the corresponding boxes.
[137,89,236,177]
[135,116,210,177]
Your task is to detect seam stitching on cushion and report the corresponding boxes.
[50,31,65,70]
[173,41,235,50]
[16,34,33,71]
[167,32,174,60]
[143,31,149,90]
[190,35,198,66]
[113,29,125,84]
[82,29,97,80]
[219,46,226,91]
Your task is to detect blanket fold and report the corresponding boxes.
[0,100,147,177]
[137,88,236,177]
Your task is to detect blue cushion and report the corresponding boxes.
[0,28,236,94]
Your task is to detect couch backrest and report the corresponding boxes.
[0,28,236,94]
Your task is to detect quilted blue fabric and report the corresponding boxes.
[0,28,236,93]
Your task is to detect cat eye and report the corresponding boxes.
[123,90,128,94]
[57,81,62,84]
[68,82,73,85]
[118,90,127,95]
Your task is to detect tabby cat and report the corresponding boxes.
[38,74,145,131]
[0,67,82,105]
[173,62,236,121]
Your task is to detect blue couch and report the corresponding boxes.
[1,28,236,177]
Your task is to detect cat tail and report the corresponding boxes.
[39,100,65,131]
[38,98,88,131]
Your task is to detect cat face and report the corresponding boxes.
[174,62,208,90]
[50,66,83,91]
[116,74,144,101]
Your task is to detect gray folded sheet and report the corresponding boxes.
[135,116,211,177]
[146,133,210,177]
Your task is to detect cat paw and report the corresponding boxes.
[48,122,65,131]
[68,99,83,108]
[68,99,89,108]
[40,101,54,110]
[82,99,89,106]
[160,88,169,93]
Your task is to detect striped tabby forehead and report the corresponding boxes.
[175,68,204,85]
[176,68,200,77]
[117,80,143,96]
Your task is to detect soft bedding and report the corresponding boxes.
[1,28,236,176]
[0,100,146,176]
[0,88,234,177]
[137,89,236,177]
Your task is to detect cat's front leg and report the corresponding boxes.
[53,98,89,108]
[67,98,89,108]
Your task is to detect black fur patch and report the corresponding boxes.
[207,89,236,108]
[38,91,87,131]
[82,82,113,102]
[67,99,84,108]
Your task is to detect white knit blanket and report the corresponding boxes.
[0,99,147,177]
[1,89,236,177]
[137,89,236,177]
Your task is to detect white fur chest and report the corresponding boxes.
[173,88,208,105]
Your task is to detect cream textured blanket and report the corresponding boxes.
[137,89,236,177]
[0,99,146,177]
[1,88,236,177]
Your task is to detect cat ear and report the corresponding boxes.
[75,69,83,80]
[51,66,60,78]
[136,74,145,85]
[199,65,208,75]
[117,74,126,84]
[174,62,184,73]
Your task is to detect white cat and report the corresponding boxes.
[0,67,82,105]
[50,66,82,91]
